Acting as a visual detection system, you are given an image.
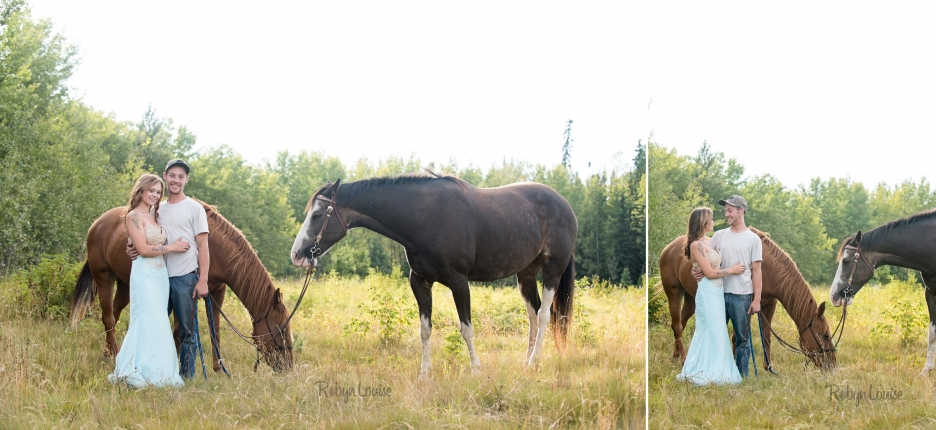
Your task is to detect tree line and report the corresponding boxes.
[0,0,645,286]
[650,141,933,287]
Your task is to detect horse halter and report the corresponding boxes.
[302,192,348,262]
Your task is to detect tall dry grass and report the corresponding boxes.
[650,281,936,428]
[1,271,645,428]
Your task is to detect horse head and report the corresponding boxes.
[797,301,837,370]
[830,231,876,307]
[290,179,348,268]
[252,288,294,371]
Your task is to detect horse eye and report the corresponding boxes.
[312,213,322,220]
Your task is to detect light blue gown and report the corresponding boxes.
[676,249,742,385]
[108,225,184,388]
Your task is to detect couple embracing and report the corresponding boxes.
[107,159,210,388]
[677,195,763,386]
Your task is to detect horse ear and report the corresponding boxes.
[274,288,282,304]
[334,178,341,187]
[818,301,826,318]
[854,231,862,244]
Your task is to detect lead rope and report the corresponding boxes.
[192,299,208,380]
[205,298,230,376]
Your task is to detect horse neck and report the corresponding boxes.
[864,223,934,273]
[340,181,439,248]
[764,261,816,332]
[211,228,276,320]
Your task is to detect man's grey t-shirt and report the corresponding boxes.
[709,228,762,295]
[158,197,209,277]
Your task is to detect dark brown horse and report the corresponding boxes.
[289,174,577,379]
[659,227,836,371]
[69,200,294,371]
[830,209,936,374]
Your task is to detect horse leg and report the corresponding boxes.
[209,285,226,373]
[92,269,119,359]
[760,298,778,371]
[664,286,686,362]
[408,271,434,380]
[447,275,481,375]
[528,274,558,367]
[921,275,936,374]
[679,293,696,364]
[113,279,130,324]
[517,265,542,359]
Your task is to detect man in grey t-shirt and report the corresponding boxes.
[693,195,763,377]
[129,159,210,378]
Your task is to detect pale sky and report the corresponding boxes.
[642,3,936,189]
[29,1,642,179]
[29,2,936,189]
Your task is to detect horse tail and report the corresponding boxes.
[69,261,96,328]
[551,254,575,351]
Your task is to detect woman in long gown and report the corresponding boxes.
[676,207,746,386]
[108,174,190,388]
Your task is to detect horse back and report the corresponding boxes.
[451,182,577,281]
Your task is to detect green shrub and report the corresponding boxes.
[343,268,417,346]
[8,254,83,320]
[872,278,928,347]
[647,276,668,326]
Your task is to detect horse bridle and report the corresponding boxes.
[302,192,348,262]
[842,242,875,297]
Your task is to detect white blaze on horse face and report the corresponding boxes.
[290,200,324,267]
[830,260,846,306]
[923,322,936,374]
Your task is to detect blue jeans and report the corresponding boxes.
[725,293,753,377]
[168,270,199,378]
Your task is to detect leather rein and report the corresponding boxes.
[208,191,347,371]
[755,242,872,369]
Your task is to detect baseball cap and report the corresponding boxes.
[718,195,748,211]
[165,158,190,174]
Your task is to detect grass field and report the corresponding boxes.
[1,270,645,429]
[649,280,936,429]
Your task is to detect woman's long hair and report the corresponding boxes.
[683,207,713,259]
[126,174,164,223]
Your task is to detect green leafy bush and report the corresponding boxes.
[9,254,82,319]
[872,278,928,347]
[647,276,668,326]
[343,268,417,346]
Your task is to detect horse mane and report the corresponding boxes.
[750,227,817,325]
[836,207,936,262]
[195,198,275,318]
[305,171,465,212]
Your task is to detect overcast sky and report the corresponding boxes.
[29,2,936,188]
[641,2,936,189]
[29,0,641,179]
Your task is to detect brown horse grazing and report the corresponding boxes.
[830,209,936,374]
[289,174,577,379]
[69,200,294,372]
[659,227,836,371]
